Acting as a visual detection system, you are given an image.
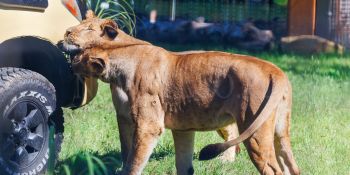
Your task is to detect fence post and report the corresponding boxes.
[288,0,316,35]
[315,0,332,39]
[170,0,176,21]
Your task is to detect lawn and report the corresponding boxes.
[58,45,350,175]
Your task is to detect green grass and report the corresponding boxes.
[58,45,350,175]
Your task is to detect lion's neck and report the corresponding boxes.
[119,30,150,44]
[105,30,151,49]
[104,43,171,93]
[94,34,171,91]
[105,57,137,90]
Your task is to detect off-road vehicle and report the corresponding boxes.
[0,0,96,174]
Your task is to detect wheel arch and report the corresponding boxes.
[0,36,80,108]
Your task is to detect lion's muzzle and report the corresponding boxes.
[59,40,81,54]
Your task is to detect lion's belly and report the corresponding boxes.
[164,109,236,131]
[163,84,241,131]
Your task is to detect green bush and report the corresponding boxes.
[85,0,136,35]
[56,152,120,175]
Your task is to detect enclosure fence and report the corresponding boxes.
[330,0,350,48]
[133,0,287,23]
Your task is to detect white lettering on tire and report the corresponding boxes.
[27,91,37,97]
[3,91,51,116]
[28,169,36,175]
[39,95,47,104]
[1,89,53,175]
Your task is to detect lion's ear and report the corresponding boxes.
[86,10,96,19]
[101,23,118,40]
[89,57,106,74]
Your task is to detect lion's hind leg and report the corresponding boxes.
[242,110,283,175]
[274,94,300,175]
[217,122,240,162]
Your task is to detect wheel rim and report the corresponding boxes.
[1,101,47,169]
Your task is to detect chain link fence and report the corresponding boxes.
[134,0,287,23]
[330,0,350,48]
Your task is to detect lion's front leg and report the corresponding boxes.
[117,114,134,165]
[121,94,165,175]
[172,130,195,175]
[122,123,163,175]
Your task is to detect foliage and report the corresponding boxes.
[85,0,136,35]
[274,0,288,6]
[47,126,56,175]
[55,152,120,175]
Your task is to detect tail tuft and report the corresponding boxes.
[198,143,227,161]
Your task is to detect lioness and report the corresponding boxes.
[62,11,299,175]
[280,35,344,55]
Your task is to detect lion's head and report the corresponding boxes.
[61,10,119,53]
[60,10,118,79]
[61,10,148,79]
[70,48,109,79]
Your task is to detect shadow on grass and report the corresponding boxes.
[150,148,174,161]
[281,62,350,78]
[56,151,122,175]
[56,147,174,175]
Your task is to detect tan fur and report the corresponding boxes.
[281,35,344,55]
[62,12,300,175]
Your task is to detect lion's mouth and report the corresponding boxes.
[71,56,81,65]
[58,40,82,55]
[64,42,81,53]
[71,57,85,76]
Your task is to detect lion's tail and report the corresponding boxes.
[199,74,286,161]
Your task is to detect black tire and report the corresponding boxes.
[0,67,63,175]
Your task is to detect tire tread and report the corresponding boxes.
[0,67,56,100]
[0,67,62,175]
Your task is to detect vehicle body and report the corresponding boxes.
[0,0,96,174]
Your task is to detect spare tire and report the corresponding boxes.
[0,67,61,175]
